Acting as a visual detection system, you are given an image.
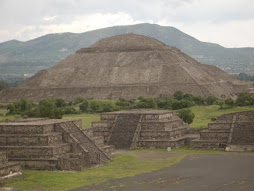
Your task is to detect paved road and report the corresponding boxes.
[73,154,254,191]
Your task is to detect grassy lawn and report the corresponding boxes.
[185,105,254,129]
[3,151,186,191]
[63,113,100,128]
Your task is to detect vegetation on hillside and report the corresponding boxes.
[2,91,254,125]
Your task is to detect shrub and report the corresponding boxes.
[236,92,254,106]
[64,106,78,114]
[206,96,217,105]
[225,98,234,108]
[177,109,195,124]
[89,101,102,113]
[173,91,184,100]
[136,97,157,109]
[79,100,89,112]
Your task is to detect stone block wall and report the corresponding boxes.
[191,110,254,151]
[91,110,191,150]
[0,119,111,171]
[231,122,254,145]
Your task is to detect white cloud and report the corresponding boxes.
[43,15,58,21]
[0,0,254,47]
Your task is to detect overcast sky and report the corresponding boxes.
[0,0,254,47]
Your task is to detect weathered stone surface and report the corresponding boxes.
[0,34,249,103]
[0,152,21,183]
[90,109,194,150]
[0,119,111,171]
[191,110,254,151]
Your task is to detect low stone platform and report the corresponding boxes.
[0,119,111,171]
[0,152,21,184]
[91,109,193,150]
[191,111,254,151]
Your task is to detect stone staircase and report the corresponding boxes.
[59,121,110,164]
[108,114,142,149]
[0,119,110,171]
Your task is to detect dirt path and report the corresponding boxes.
[73,153,254,191]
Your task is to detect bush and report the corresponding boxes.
[177,109,195,124]
[101,103,114,112]
[225,98,234,108]
[55,98,67,108]
[64,106,78,114]
[236,92,254,106]
[79,100,89,112]
[173,91,184,100]
[206,96,217,105]
[89,101,102,113]
[136,97,157,109]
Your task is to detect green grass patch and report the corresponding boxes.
[186,105,254,129]
[63,113,100,128]
[0,109,20,122]
[4,152,186,191]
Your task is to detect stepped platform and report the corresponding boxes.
[191,111,254,151]
[91,109,193,150]
[0,152,21,183]
[0,119,111,171]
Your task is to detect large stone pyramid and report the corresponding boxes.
[0,34,248,102]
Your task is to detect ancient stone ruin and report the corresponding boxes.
[0,34,249,103]
[0,118,111,171]
[90,110,192,150]
[191,111,254,152]
[0,151,21,183]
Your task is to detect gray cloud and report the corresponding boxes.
[0,0,254,47]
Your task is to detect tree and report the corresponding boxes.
[173,91,184,100]
[177,109,195,124]
[236,92,254,106]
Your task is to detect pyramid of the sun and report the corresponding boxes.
[0,34,248,102]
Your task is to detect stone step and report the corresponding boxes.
[9,157,59,170]
[0,144,71,159]
[139,127,187,140]
[0,124,55,134]
[0,133,63,146]
[108,114,141,149]
[101,145,115,157]
[0,152,8,164]
[225,145,254,152]
[141,120,182,131]
[190,139,227,150]
[208,123,232,130]
[0,162,21,177]
[91,121,114,131]
[137,137,186,148]
[200,131,229,141]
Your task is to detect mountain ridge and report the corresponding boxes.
[0,23,253,77]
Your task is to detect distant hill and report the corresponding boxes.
[0,34,249,103]
[0,23,254,78]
